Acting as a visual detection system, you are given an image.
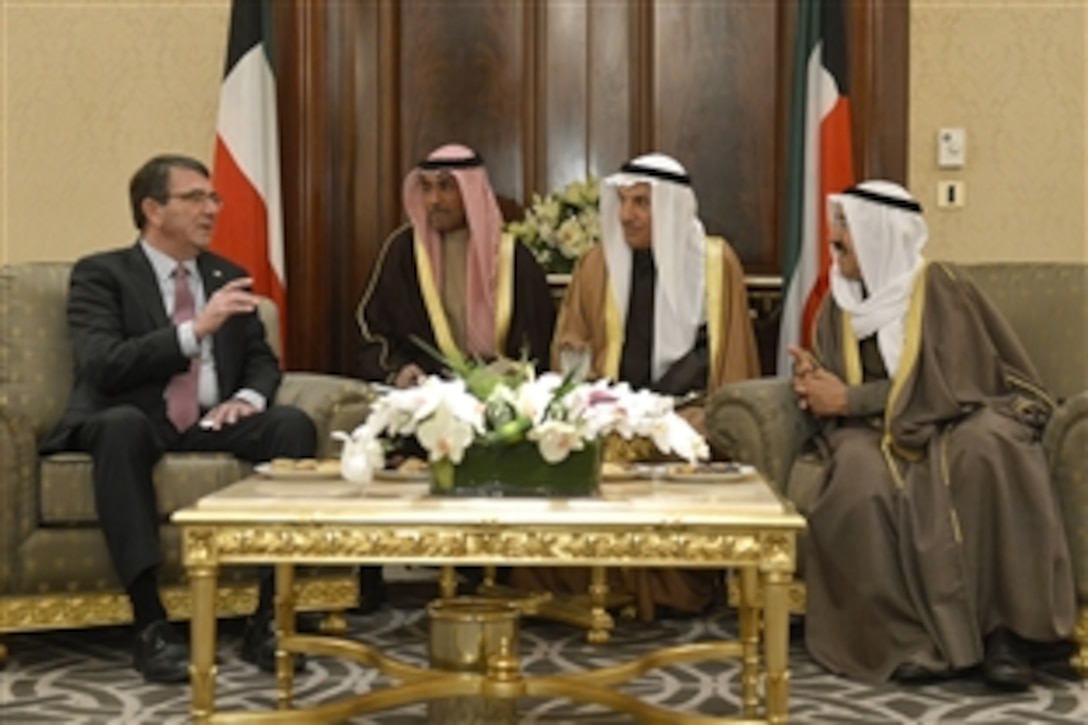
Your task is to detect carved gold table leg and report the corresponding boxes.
[763,569,791,725]
[188,563,218,724]
[586,566,614,643]
[274,563,297,710]
[1072,605,1088,679]
[737,567,761,717]
[439,566,459,599]
[320,610,348,634]
[483,565,498,588]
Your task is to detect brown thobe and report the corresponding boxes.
[803,261,1075,682]
[510,237,761,620]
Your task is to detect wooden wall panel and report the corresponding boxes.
[539,0,635,188]
[652,1,779,271]
[398,1,526,204]
[541,1,589,188]
[586,2,633,179]
[852,0,910,181]
[273,1,336,373]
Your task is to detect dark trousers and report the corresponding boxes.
[74,404,316,587]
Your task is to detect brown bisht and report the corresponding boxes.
[803,261,1075,682]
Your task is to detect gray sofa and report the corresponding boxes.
[0,261,373,659]
[705,262,1088,677]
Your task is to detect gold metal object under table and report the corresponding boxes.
[174,476,806,724]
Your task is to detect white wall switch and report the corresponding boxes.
[938,128,966,168]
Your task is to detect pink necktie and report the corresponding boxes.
[166,264,200,431]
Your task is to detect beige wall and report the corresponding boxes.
[909,0,1086,263]
[1,0,229,263]
[2,0,1086,264]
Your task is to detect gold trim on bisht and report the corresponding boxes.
[841,311,862,387]
[704,235,726,391]
[356,223,411,382]
[494,233,515,354]
[880,260,929,488]
[413,232,460,362]
[603,280,623,380]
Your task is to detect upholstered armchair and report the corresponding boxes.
[704,262,1088,677]
[0,261,373,659]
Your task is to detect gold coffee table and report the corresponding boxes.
[174,475,805,723]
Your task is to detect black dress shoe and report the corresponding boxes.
[133,620,189,684]
[239,611,306,674]
[892,661,955,685]
[982,628,1032,691]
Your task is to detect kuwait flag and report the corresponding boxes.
[210,0,286,354]
[776,0,855,375]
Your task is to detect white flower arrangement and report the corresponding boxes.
[506,177,601,274]
[342,360,708,469]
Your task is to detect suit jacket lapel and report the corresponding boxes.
[126,243,171,328]
[197,253,231,296]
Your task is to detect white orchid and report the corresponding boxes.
[416,403,476,464]
[344,357,709,469]
[529,419,586,464]
[513,372,564,424]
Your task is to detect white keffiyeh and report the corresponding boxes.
[600,153,707,382]
[828,180,927,377]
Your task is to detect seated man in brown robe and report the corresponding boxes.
[357,143,556,386]
[551,152,760,425]
[789,180,1075,691]
[511,153,761,621]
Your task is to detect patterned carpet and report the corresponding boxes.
[1,578,1085,724]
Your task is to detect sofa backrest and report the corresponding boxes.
[0,262,74,441]
[959,262,1087,402]
[0,261,282,442]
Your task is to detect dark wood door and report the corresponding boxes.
[270,0,907,375]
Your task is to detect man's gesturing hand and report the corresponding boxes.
[199,398,258,431]
[193,277,259,340]
[394,363,425,389]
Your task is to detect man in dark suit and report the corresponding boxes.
[41,154,316,683]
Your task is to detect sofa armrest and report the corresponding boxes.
[1043,389,1088,602]
[705,377,815,494]
[275,374,376,459]
[0,407,40,592]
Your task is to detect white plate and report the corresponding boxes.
[373,467,431,482]
[599,463,654,481]
[254,461,342,481]
[664,463,757,483]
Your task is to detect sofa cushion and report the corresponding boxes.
[40,452,252,525]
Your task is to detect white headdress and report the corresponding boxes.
[600,153,707,382]
[827,180,927,377]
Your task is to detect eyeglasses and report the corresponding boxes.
[167,190,224,206]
